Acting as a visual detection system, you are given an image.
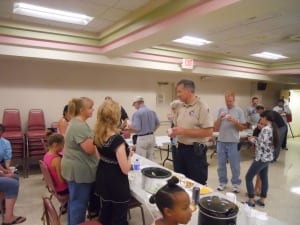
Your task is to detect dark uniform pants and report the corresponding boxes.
[176,143,208,185]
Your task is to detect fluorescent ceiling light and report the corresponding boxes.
[251,52,288,60]
[173,36,212,46]
[291,187,300,195]
[13,2,94,25]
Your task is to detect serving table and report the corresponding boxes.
[210,129,254,158]
[126,135,172,165]
[128,154,289,225]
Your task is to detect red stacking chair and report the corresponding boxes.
[42,196,61,225]
[39,160,69,218]
[2,109,26,176]
[128,196,146,225]
[42,196,102,225]
[26,109,47,177]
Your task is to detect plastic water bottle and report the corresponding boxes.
[133,158,140,171]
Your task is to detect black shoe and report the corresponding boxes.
[242,201,255,207]
[87,213,99,220]
[255,200,265,207]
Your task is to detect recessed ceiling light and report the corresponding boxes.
[173,36,212,46]
[251,52,288,60]
[13,2,94,25]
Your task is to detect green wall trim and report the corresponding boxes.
[269,62,300,70]
[0,0,202,46]
[0,25,100,46]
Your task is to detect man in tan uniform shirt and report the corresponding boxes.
[169,79,214,185]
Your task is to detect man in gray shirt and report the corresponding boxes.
[214,91,246,193]
[130,96,160,160]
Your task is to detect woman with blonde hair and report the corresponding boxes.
[94,99,134,225]
[61,97,99,225]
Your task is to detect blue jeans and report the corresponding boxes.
[67,181,92,225]
[0,176,19,198]
[217,142,241,185]
[246,160,269,198]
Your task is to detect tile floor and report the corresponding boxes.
[1,137,300,225]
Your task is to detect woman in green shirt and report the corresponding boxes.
[61,97,99,225]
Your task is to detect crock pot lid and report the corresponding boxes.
[141,167,172,178]
[200,196,238,215]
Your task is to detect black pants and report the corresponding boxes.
[171,145,179,172]
[282,124,288,148]
[176,143,208,185]
[88,182,101,216]
[99,199,128,225]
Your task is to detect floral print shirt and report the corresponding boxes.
[253,124,274,162]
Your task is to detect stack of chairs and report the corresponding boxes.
[26,109,47,177]
[2,109,26,175]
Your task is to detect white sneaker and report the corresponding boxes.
[217,184,226,191]
[232,185,240,193]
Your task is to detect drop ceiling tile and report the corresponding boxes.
[115,0,150,10]
[101,7,128,22]
[81,0,119,7]
[0,1,13,14]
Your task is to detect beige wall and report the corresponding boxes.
[0,57,297,136]
[288,90,300,137]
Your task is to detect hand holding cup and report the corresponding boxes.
[220,111,227,118]
[167,128,173,136]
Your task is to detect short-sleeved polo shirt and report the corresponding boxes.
[175,97,214,145]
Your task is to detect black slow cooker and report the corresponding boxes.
[198,195,239,225]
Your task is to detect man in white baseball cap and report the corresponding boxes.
[129,96,160,160]
[132,96,144,106]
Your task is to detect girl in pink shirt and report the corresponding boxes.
[43,134,68,212]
